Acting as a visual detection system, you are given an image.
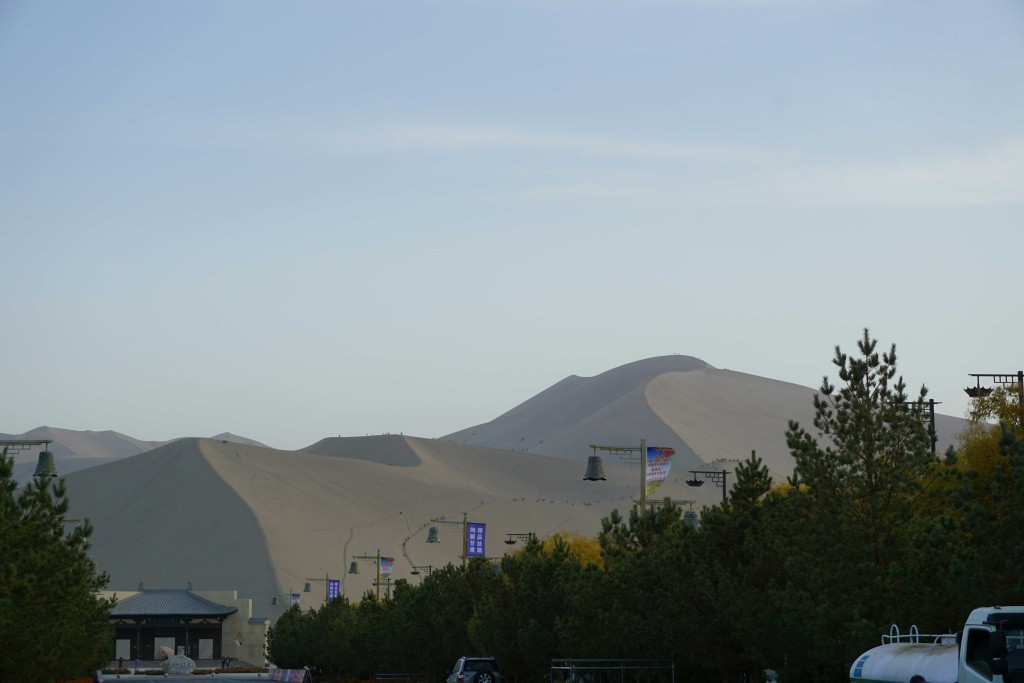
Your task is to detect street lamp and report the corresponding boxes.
[504,532,536,545]
[0,439,58,479]
[900,399,941,455]
[427,512,487,568]
[348,550,394,600]
[965,371,1023,404]
[3,440,82,525]
[271,591,301,607]
[410,565,434,576]
[687,457,740,504]
[304,575,341,602]
[584,440,676,510]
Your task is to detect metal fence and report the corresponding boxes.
[375,673,433,683]
[551,659,675,683]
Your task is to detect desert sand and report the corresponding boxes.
[51,356,967,616]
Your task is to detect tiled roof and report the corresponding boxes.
[110,590,238,617]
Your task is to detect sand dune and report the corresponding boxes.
[65,436,652,617]
[40,355,971,615]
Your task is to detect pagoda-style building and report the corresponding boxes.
[102,584,269,665]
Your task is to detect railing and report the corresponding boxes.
[551,659,675,683]
[881,624,957,646]
[375,673,433,683]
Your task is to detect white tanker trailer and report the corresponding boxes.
[850,606,1024,683]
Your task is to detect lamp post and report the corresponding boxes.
[504,532,536,546]
[348,549,393,600]
[965,371,1024,404]
[427,512,469,568]
[0,439,58,479]
[901,399,941,455]
[410,565,434,576]
[686,456,740,504]
[271,591,301,607]
[4,440,83,524]
[585,440,676,511]
[586,440,649,508]
[304,575,341,602]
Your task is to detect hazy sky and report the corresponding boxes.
[2,1,1022,450]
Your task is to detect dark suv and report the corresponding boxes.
[447,657,502,683]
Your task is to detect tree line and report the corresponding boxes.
[267,331,1024,683]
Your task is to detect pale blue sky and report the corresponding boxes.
[2,1,1022,450]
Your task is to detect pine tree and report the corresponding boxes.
[780,329,935,676]
[786,328,933,568]
[0,447,113,683]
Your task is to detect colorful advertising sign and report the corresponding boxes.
[290,593,300,605]
[645,447,675,496]
[327,579,341,600]
[466,522,486,558]
[379,557,396,575]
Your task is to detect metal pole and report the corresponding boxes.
[375,549,381,601]
[640,438,647,511]
[721,470,729,503]
[929,398,937,455]
[462,511,468,569]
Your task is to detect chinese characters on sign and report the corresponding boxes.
[645,447,675,496]
[327,579,341,599]
[465,522,486,558]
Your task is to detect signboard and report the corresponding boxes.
[290,593,300,605]
[379,557,396,575]
[465,522,486,558]
[327,579,341,599]
[645,447,675,496]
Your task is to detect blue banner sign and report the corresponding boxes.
[466,522,486,557]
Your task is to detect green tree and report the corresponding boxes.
[0,448,113,683]
[473,537,585,682]
[903,424,1024,628]
[780,329,935,679]
[266,605,314,668]
[309,596,357,676]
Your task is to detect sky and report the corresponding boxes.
[2,1,1023,451]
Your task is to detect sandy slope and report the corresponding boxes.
[65,436,657,617]
[445,355,709,459]
[645,368,820,480]
[45,355,971,616]
[647,367,965,480]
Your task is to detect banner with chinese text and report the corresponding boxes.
[645,447,675,496]
[327,579,340,599]
[466,522,486,558]
[379,557,396,575]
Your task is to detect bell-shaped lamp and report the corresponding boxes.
[34,450,58,478]
[582,455,606,481]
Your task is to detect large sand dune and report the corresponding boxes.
[65,435,652,618]
[446,356,966,480]
[33,355,970,616]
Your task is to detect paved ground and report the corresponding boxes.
[103,674,267,682]
[102,660,274,682]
